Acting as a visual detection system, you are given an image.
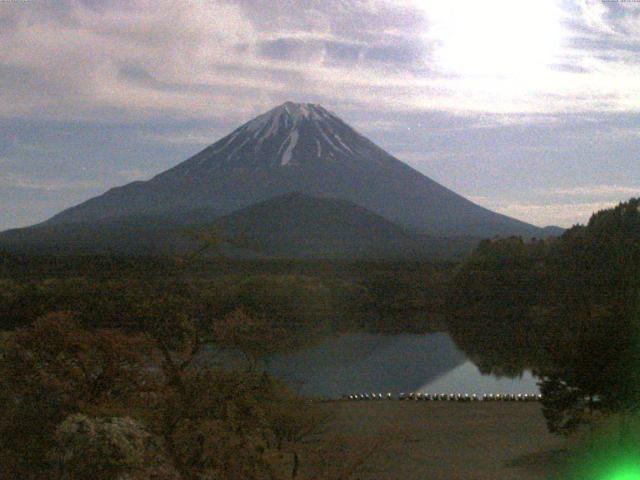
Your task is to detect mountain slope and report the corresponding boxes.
[0,193,479,259]
[211,192,427,258]
[0,209,220,256]
[43,102,548,238]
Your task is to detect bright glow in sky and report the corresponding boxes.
[424,0,565,78]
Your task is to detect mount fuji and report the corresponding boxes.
[39,102,550,238]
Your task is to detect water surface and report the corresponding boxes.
[418,361,539,395]
[265,333,540,398]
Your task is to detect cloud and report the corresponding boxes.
[0,172,104,192]
[466,113,563,128]
[0,0,638,125]
[537,184,640,198]
[468,195,619,227]
[140,129,223,146]
[470,182,640,227]
[493,200,619,227]
[116,168,152,182]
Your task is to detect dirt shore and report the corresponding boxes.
[315,401,568,480]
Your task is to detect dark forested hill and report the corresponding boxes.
[209,192,473,258]
[0,193,479,259]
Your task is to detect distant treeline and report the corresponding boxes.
[0,253,456,279]
[0,254,454,338]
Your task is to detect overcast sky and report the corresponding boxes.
[1,0,639,230]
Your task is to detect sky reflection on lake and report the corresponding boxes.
[265,333,539,398]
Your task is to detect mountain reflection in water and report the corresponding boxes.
[265,333,538,398]
[418,361,540,395]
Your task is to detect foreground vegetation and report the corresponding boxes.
[2,311,412,479]
[0,256,453,479]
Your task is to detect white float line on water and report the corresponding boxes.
[337,393,543,402]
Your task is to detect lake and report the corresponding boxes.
[265,333,540,398]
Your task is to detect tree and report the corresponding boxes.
[162,368,324,480]
[180,227,223,265]
[119,287,328,480]
[51,414,179,480]
[537,199,640,440]
[448,198,640,439]
[446,236,553,375]
[0,313,152,479]
[213,307,292,360]
[204,275,336,350]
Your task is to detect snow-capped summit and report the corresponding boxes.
[246,102,326,127]
[159,101,387,174]
[43,102,548,238]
